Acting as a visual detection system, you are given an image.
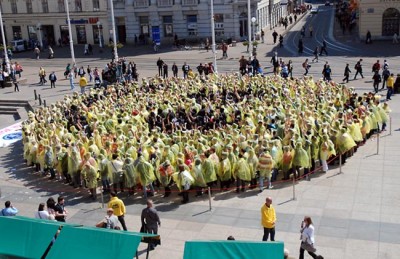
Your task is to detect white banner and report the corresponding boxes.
[0,122,22,148]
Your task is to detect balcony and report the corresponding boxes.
[134,0,149,8]
[158,0,173,7]
[182,0,198,6]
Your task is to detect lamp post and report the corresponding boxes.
[65,0,76,65]
[109,0,118,61]
[96,21,103,49]
[251,16,256,55]
[36,23,43,49]
[0,7,10,73]
[210,0,217,73]
[247,0,252,59]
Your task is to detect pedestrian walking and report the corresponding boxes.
[302,59,310,76]
[13,77,19,92]
[279,35,284,48]
[366,30,372,44]
[272,30,278,44]
[34,46,40,60]
[108,192,128,231]
[299,216,324,259]
[87,65,93,82]
[372,71,382,93]
[312,47,319,62]
[298,38,304,54]
[261,29,265,43]
[69,71,75,90]
[386,73,395,100]
[261,197,276,241]
[48,46,54,59]
[38,67,46,85]
[309,26,313,37]
[393,33,398,44]
[1,201,18,216]
[353,59,364,79]
[221,42,228,59]
[381,67,390,89]
[141,199,160,250]
[342,64,351,83]
[319,40,328,56]
[324,65,332,82]
[49,71,57,88]
[54,196,68,222]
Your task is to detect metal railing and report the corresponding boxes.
[158,0,173,6]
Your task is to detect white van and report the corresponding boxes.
[10,40,26,52]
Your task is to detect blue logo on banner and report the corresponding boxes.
[2,132,22,141]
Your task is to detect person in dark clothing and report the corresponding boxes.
[298,38,304,54]
[156,58,164,77]
[372,71,381,93]
[381,68,390,89]
[141,199,161,249]
[279,35,284,48]
[272,30,278,44]
[342,64,351,83]
[197,63,204,77]
[172,62,178,77]
[319,40,328,55]
[54,196,67,222]
[182,62,190,79]
[49,71,57,88]
[354,59,364,79]
[163,63,168,79]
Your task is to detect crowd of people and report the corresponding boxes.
[19,71,390,205]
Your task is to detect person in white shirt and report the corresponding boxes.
[299,216,324,259]
[34,203,51,220]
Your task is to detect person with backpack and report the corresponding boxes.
[381,67,390,89]
[353,59,364,79]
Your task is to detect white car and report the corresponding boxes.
[311,7,318,14]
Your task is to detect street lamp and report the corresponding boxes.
[247,0,252,59]
[96,21,103,49]
[251,16,256,55]
[65,0,76,66]
[109,0,118,61]
[0,6,10,73]
[210,0,218,73]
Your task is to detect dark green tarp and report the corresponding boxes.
[184,240,284,259]
[0,216,61,258]
[46,226,142,259]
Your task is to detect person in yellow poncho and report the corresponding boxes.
[257,148,274,191]
[82,162,98,200]
[320,135,336,173]
[282,146,294,180]
[201,151,218,192]
[293,142,310,179]
[98,153,112,193]
[234,152,251,193]
[122,157,137,196]
[177,164,194,204]
[191,158,207,197]
[136,153,156,199]
[218,152,232,191]
[336,128,356,164]
[158,160,174,198]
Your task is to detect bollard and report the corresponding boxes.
[208,187,212,211]
[377,131,380,155]
[38,94,42,105]
[101,190,104,209]
[292,175,296,201]
[339,153,342,174]
[43,100,46,107]
[34,89,37,100]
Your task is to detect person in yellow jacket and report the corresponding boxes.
[108,192,127,231]
[261,196,276,241]
[79,75,87,94]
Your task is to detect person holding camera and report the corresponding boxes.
[1,201,18,216]
[299,216,324,259]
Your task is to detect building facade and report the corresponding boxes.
[0,0,110,48]
[113,0,288,44]
[358,0,400,40]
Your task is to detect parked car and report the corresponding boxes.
[10,40,26,52]
[311,7,319,14]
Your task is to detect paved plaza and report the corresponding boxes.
[1,9,400,259]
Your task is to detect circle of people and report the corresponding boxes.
[21,72,391,203]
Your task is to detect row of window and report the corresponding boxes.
[12,25,103,45]
[139,14,225,37]
[5,0,101,14]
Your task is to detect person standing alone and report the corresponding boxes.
[299,216,324,259]
[141,199,161,250]
[261,197,276,241]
